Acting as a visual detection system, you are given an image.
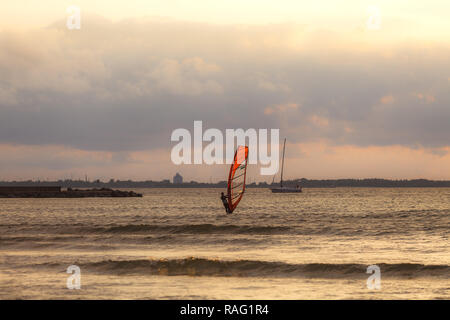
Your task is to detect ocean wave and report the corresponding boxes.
[81,257,450,278]
[103,224,291,235]
[1,220,447,238]
[100,223,422,237]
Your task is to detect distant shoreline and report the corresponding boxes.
[1,178,450,188]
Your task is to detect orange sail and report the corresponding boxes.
[227,146,249,213]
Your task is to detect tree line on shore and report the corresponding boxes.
[1,178,450,188]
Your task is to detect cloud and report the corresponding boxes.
[282,142,450,180]
[380,95,394,104]
[2,142,450,181]
[150,58,223,95]
[264,103,298,115]
[413,92,435,104]
[308,115,329,128]
[0,144,113,171]
[0,15,449,179]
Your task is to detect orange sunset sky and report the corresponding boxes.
[0,1,449,182]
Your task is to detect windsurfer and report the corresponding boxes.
[220,192,231,214]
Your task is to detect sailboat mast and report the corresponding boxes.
[280,138,286,188]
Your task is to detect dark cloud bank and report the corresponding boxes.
[0,15,449,154]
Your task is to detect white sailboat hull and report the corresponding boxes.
[270,187,302,193]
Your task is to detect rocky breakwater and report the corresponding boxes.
[0,187,142,198]
[64,188,143,198]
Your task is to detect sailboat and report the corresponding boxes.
[270,138,302,193]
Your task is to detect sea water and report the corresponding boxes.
[0,188,448,299]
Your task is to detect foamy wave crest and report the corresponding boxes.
[82,257,450,278]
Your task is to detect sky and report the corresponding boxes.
[0,1,450,182]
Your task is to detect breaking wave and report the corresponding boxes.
[81,257,450,279]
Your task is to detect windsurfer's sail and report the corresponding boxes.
[227,146,249,213]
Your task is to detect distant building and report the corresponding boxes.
[173,173,183,184]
